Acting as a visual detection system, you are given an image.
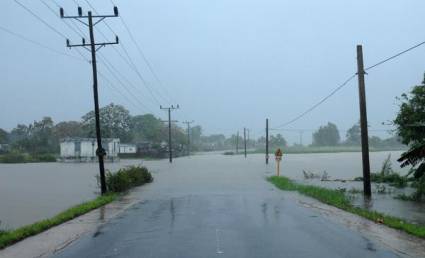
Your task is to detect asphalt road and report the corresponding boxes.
[52,153,403,258]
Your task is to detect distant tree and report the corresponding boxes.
[257,136,266,147]
[53,121,84,139]
[312,122,340,146]
[345,122,361,145]
[225,134,243,150]
[82,103,132,142]
[200,134,226,150]
[10,117,55,154]
[131,114,165,143]
[0,128,9,143]
[9,124,30,144]
[270,134,287,147]
[369,136,382,148]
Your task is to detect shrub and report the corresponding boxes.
[105,166,153,193]
[0,152,26,163]
[32,154,56,162]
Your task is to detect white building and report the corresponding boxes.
[119,143,137,154]
[59,137,120,162]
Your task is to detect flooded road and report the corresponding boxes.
[50,152,414,258]
[0,150,420,229]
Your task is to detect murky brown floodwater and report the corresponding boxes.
[0,151,423,229]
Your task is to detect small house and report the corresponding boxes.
[59,137,120,162]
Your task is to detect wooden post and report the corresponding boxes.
[356,45,372,197]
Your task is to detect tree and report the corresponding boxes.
[53,121,84,139]
[270,134,287,147]
[10,117,56,154]
[394,83,425,145]
[312,122,340,146]
[345,122,361,145]
[394,75,425,200]
[0,129,9,143]
[82,103,132,142]
[369,136,382,148]
[131,114,165,143]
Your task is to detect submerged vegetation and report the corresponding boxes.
[372,154,408,188]
[104,165,153,193]
[268,176,425,239]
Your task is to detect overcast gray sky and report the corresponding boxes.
[2,0,425,144]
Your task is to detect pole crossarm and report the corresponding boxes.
[66,38,119,50]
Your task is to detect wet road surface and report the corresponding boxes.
[52,154,403,258]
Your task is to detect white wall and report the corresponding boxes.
[60,142,75,157]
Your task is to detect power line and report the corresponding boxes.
[48,0,87,37]
[9,1,149,116]
[0,25,84,62]
[110,0,176,104]
[40,0,84,38]
[13,0,68,39]
[272,39,425,130]
[98,70,153,112]
[80,0,168,106]
[365,40,425,71]
[273,74,357,129]
[97,55,157,114]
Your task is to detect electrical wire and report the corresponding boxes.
[0,25,84,62]
[365,40,425,71]
[110,0,177,104]
[13,0,68,39]
[273,39,425,130]
[12,0,152,114]
[272,74,357,129]
[81,0,168,106]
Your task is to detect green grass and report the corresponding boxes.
[268,176,425,238]
[249,145,407,155]
[0,194,117,250]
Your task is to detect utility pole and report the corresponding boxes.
[299,130,304,146]
[236,131,239,154]
[183,120,194,156]
[266,118,269,164]
[160,105,179,163]
[247,129,250,149]
[244,128,247,158]
[60,6,119,195]
[356,45,372,197]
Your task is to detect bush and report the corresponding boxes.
[31,154,56,162]
[0,152,26,163]
[105,166,153,193]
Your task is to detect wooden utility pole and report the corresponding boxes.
[160,105,179,163]
[236,131,239,154]
[60,6,119,195]
[266,119,269,164]
[244,128,247,158]
[356,45,372,197]
[183,120,194,156]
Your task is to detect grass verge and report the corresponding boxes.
[268,176,425,239]
[0,194,117,250]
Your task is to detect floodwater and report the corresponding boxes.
[0,151,423,229]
